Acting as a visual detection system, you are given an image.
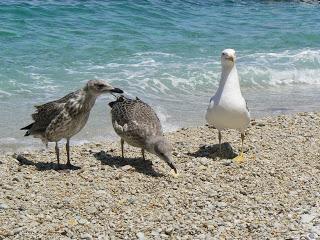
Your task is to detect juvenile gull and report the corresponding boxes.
[109,96,177,173]
[21,80,123,168]
[205,49,250,163]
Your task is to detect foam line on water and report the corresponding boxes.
[0,89,12,97]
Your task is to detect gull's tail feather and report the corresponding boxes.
[24,131,30,137]
[21,123,34,136]
[21,123,33,130]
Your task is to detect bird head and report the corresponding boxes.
[221,49,236,67]
[153,137,177,174]
[86,80,123,96]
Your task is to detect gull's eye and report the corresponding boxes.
[96,84,104,89]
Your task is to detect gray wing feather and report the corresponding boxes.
[45,110,72,140]
[30,91,79,133]
[111,98,162,144]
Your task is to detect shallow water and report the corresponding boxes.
[1,1,320,151]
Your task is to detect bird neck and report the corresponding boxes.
[216,64,241,95]
[82,89,98,111]
[145,135,164,153]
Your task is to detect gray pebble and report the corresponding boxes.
[151,230,160,236]
[121,165,133,171]
[86,206,97,215]
[2,185,13,190]
[0,203,9,209]
[167,198,175,205]
[76,217,89,225]
[136,232,145,240]
[127,197,135,204]
[13,227,23,235]
[310,225,320,235]
[221,159,232,166]
[164,227,173,235]
[301,214,316,224]
[80,233,93,240]
[308,232,318,240]
[199,157,210,166]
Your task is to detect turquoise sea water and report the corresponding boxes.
[1,1,320,151]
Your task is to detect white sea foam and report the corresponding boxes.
[238,49,320,87]
[19,48,320,101]
[95,49,320,94]
[134,51,181,58]
[240,49,320,64]
[154,106,179,132]
[0,89,12,97]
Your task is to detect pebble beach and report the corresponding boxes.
[0,112,319,239]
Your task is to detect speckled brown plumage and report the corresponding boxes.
[26,91,80,141]
[109,96,177,173]
[21,80,123,168]
[110,96,162,148]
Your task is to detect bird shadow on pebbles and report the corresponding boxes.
[93,151,164,177]
[188,142,237,160]
[14,154,81,171]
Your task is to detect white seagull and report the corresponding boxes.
[205,49,250,163]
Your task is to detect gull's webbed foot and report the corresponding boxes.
[233,153,244,163]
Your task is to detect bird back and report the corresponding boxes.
[109,96,162,136]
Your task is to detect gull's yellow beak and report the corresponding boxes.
[226,56,234,62]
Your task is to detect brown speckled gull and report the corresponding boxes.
[21,80,123,169]
[109,96,177,173]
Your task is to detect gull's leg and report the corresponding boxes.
[121,139,124,160]
[42,141,49,160]
[234,133,245,163]
[218,131,222,156]
[66,138,72,167]
[55,142,60,168]
[141,148,145,161]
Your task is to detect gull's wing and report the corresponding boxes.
[23,90,80,135]
[45,110,72,140]
[111,98,162,144]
